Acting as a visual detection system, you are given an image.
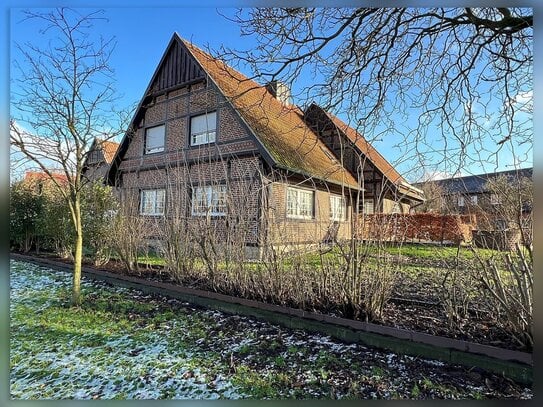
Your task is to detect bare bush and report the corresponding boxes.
[437,247,480,331]
[472,243,533,349]
[109,194,149,273]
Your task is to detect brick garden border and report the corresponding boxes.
[10,253,533,385]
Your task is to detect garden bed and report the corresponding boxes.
[10,259,532,399]
[15,246,528,354]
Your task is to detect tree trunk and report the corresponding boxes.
[72,199,83,306]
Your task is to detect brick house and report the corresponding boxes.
[82,138,120,182]
[415,168,533,249]
[106,34,423,255]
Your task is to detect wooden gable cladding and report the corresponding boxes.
[149,38,206,95]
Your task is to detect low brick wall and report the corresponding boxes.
[10,253,532,385]
[358,213,475,244]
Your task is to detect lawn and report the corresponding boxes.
[10,259,532,399]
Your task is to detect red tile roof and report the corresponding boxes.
[100,140,120,164]
[320,108,406,184]
[24,171,68,183]
[182,38,360,190]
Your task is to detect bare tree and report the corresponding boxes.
[415,182,448,214]
[10,8,126,305]
[218,8,532,174]
[484,173,533,252]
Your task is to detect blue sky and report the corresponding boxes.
[7,5,536,183]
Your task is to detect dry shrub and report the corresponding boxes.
[473,243,533,350]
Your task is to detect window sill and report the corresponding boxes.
[286,216,315,222]
[191,213,226,217]
[143,149,165,155]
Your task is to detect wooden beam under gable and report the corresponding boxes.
[149,37,206,95]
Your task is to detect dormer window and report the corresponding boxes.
[190,112,217,146]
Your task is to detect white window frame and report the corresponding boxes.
[286,186,314,219]
[144,124,165,154]
[363,198,374,215]
[330,194,346,221]
[458,195,465,207]
[490,193,500,205]
[190,112,217,146]
[392,202,401,214]
[470,195,478,205]
[140,189,165,216]
[191,185,227,216]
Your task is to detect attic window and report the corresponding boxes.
[144,124,165,154]
[190,112,217,146]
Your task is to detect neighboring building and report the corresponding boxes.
[82,138,120,182]
[415,168,533,249]
[107,34,422,254]
[414,168,532,216]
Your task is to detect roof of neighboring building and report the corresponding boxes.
[24,171,68,183]
[415,167,533,194]
[181,37,359,189]
[87,138,120,164]
[304,103,424,201]
[100,140,120,164]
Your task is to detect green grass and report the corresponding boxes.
[133,242,502,272]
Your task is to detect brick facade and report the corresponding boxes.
[111,37,421,257]
[115,80,356,252]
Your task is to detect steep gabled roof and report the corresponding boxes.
[181,37,359,189]
[305,103,424,201]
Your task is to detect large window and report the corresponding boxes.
[190,112,217,146]
[140,189,165,216]
[330,194,346,221]
[286,187,314,219]
[458,195,465,207]
[144,125,165,154]
[192,185,227,216]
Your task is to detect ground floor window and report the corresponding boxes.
[363,198,374,215]
[140,189,165,216]
[192,184,227,216]
[287,186,314,219]
[330,194,346,221]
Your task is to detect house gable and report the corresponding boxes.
[107,34,265,185]
[180,38,359,190]
[304,103,424,203]
[108,34,360,191]
[148,37,206,94]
